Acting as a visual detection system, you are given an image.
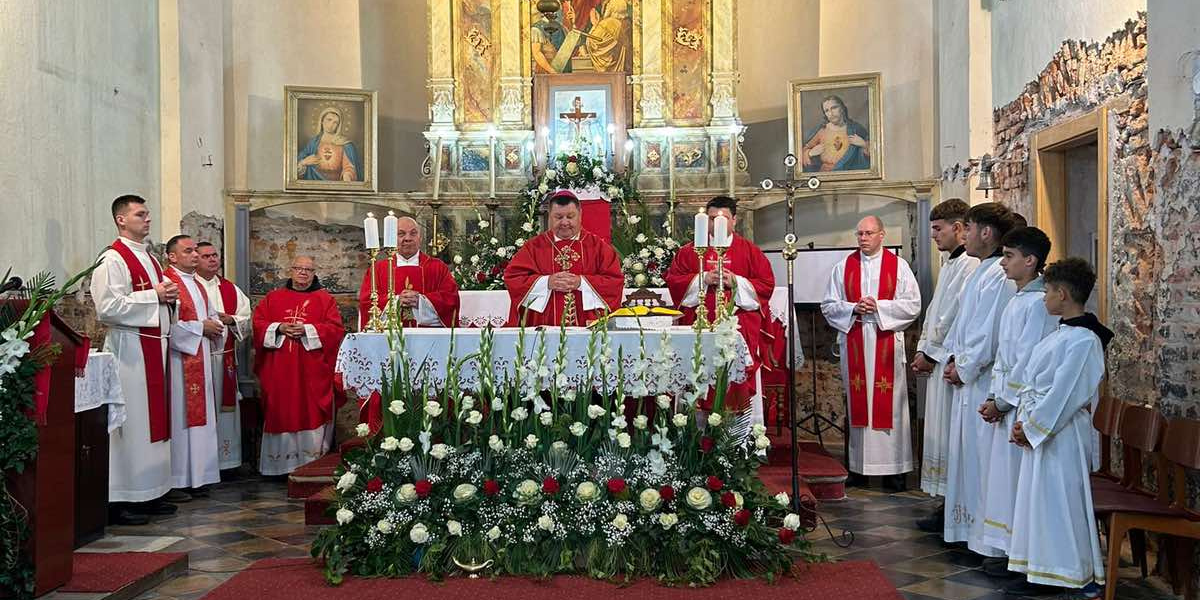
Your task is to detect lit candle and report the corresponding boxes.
[713,215,729,247]
[606,123,616,163]
[383,211,398,247]
[694,211,709,248]
[592,134,603,158]
[363,212,379,249]
[623,139,634,172]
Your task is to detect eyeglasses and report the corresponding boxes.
[291,267,316,273]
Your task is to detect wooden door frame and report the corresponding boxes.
[1031,106,1109,323]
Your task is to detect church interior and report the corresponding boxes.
[3,1,1200,599]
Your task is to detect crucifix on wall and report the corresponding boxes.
[560,96,597,146]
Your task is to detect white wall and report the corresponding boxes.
[989,0,1145,106]
[178,0,226,219]
[0,1,161,279]
[1146,0,1200,133]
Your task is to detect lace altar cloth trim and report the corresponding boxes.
[75,351,127,432]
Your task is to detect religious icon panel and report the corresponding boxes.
[284,86,378,193]
[787,73,883,182]
[533,73,629,168]
[529,0,634,75]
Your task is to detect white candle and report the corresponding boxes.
[432,138,444,201]
[694,212,709,248]
[728,131,737,198]
[713,216,729,247]
[488,130,497,199]
[667,136,675,202]
[363,212,379,249]
[383,211,398,247]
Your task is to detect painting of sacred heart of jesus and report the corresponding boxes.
[284,85,378,193]
[787,73,883,182]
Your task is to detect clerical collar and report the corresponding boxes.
[860,249,882,260]
[395,252,421,267]
[1061,313,1114,351]
[197,273,219,284]
[169,266,196,279]
[285,276,323,292]
[553,232,581,243]
[118,236,148,251]
[949,245,966,259]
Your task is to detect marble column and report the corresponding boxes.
[497,0,526,127]
[633,0,666,127]
[427,0,456,132]
[709,0,739,126]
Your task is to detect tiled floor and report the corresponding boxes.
[74,473,1179,600]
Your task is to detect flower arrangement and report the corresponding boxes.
[311,320,817,586]
[523,153,638,207]
[613,206,681,289]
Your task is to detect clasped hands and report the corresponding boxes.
[155,280,179,303]
[279,322,308,339]
[548,271,582,293]
[853,296,878,315]
[701,269,735,290]
[395,289,421,308]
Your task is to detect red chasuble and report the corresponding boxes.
[356,253,460,329]
[252,283,346,434]
[164,267,210,428]
[216,277,238,411]
[503,231,624,327]
[110,238,171,442]
[843,249,898,430]
[665,234,777,411]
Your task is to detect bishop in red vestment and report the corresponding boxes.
[665,197,779,420]
[357,216,459,329]
[252,256,346,475]
[504,191,624,327]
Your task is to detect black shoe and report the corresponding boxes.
[163,489,193,503]
[845,472,868,488]
[139,500,178,515]
[110,509,151,526]
[916,506,944,533]
[1003,579,1062,596]
[187,486,210,498]
[982,556,1017,578]
[881,474,908,493]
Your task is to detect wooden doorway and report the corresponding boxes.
[1031,107,1110,321]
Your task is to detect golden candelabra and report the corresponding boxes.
[692,245,710,332]
[385,247,398,328]
[713,245,731,323]
[367,248,384,332]
[429,202,450,255]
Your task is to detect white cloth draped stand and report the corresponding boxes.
[74,350,127,433]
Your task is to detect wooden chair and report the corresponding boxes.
[1091,393,1124,482]
[1092,404,1165,581]
[1097,416,1200,600]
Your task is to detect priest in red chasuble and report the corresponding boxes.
[252,256,346,476]
[665,196,777,422]
[356,216,459,329]
[504,190,624,327]
[821,215,921,491]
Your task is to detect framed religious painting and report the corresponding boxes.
[787,73,883,182]
[284,86,378,193]
[533,73,628,167]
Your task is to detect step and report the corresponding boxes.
[764,437,848,502]
[287,453,343,499]
[305,485,336,525]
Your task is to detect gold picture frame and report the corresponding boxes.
[787,73,883,182]
[284,85,378,193]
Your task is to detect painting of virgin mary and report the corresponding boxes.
[297,107,362,182]
[285,86,376,193]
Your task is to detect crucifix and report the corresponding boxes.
[559,96,596,145]
[554,242,581,327]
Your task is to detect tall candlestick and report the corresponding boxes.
[488,128,497,199]
[432,138,444,201]
[713,215,729,248]
[728,130,737,198]
[694,212,708,248]
[363,212,379,249]
[383,211,398,247]
[667,135,675,203]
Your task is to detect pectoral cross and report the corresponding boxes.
[400,279,415,324]
[559,96,596,145]
[554,242,582,327]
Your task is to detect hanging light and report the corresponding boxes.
[975,153,999,197]
[537,0,562,34]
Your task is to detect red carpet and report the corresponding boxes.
[200,558,901,600]
[59,552,187,593]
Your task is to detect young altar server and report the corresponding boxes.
[1005,257,1111,599]
[914,198,979,526]
[940,202,1018,550]
[971,227,1058,571]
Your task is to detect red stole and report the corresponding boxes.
[844,249,898,430]
[110,239,171,442]
[217,278,238,411]
[164,268,209,429]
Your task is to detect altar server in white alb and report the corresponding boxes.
[913,199,979,516]
[940,202,1019,551]
[972,227,1058,571]
[90,195,179,525]
[163,235,225,494]
[1006,257,1110,599]
[822,215,922,492]
[196,241,252,470]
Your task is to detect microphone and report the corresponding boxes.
[0,276,22,294]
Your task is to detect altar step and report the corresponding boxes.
[764,433,848,502]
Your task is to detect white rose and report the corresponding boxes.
[388,400,406,415]
[607,186,620,198]
[707,413,723,427]
[380,436,399,452]
[430,443,450,460]
[453,483,477,502]
[652,276,665,287]
[461,396,475,411]
[491,397,504,411]
[479,220,490,230]
[656,394,671,409]
[515,238,525,246]
[783,513,802,531]
[453,255,463,265]
[336,472,357,492]
[447,520,463,536]
[470,255,480,265]
[755,435,771,450]
[774,492,790,508]
[653,248,665,259]
[336,508,354,525]
[634,273,648,287]
[376,518,392,534]
[466,410,483,425]
[587,405,606,419]
[633,415,648,430]
[487,526,501,541]
[639,248,650,259]
[639,488,662,512]
[539,412,554,426]
[525,434,539,449]
[753,424,767,438]
[537,515,555,531]
[565,162,579,174]
[489,237,499,245]
[355,423,371,437]
[514,479,540,504]
[409,523,430,544]
[545,169,557,179]
[659,513,679,529]
[732,491,744,508]
[399,437,415,452]
[628,215,641,224]
[576,481,600,502]
[511,407,529,421]
[398,483,418,503]
[636,233,648,244]
[611,415,627,429]
[488,434,504,451]
[593,166,605,178]
[538,182,549,193]
[673,413,688,428]
[569,421,586,437]
[686,487,713,510]
[631,262,645,273]
[424,401,443,418]
[617,432,632,448]
[522,221,535,233]
[612,513,629,530]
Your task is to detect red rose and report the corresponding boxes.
[414,479,432,498]
[659,485,675,502]
[366,477,383,493]
[733,509,751,527]
[490,265,502,276]
[568,155,578,162]
[699,436,715,453]
[647,262,658,272]
[606,478,627,495]
[542,477,560,495]
[706,476,723,491]
[778,528,796,544]
[721,491,737,508]
[483,479,500,496]
[475,271,487,283]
